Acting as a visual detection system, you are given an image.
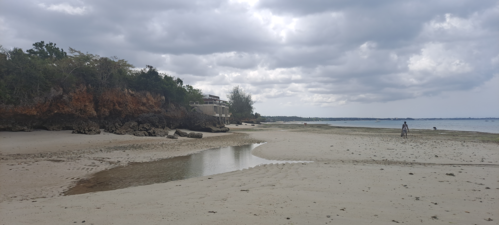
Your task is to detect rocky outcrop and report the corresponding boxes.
[72,120,101,135]
[0,86,229,134]
[183,112,230,133]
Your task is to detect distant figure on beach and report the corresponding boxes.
[433,127,437,130]
[401,121,409,138]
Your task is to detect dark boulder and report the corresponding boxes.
[148,128,169,137]
[138,123,152,131]
[72,120,101,135]
[114,121,138,135]
[207,126,230,132]
[133,130,148,136]
[175,129,188,137]
[138,113,168,129]
[103,119,123,133]
[167,134,178,139]
[12,124,33,132]
[187,132,203,138]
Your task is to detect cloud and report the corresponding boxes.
[0,0,498,116]
[38,2,90,15]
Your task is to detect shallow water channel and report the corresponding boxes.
[65,143,301,195]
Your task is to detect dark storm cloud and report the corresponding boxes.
[1,0,498,107]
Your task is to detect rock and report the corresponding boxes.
[148,128,169,137]
[0,87,230,134]
[114,121,138,135]
[182,111,230,133]
[11,124,32,132]
[133,131,148,136]
[138,123,151,131]
[72,120,101,135]
[102,119,122,133]
[123,121,138,131]
[187,132,203,138]
[167,134,178,139]
[113,128,128,135]
[40,115,79,131]
[138,113,168,129]
[175,129,188,137]
[206,126,230,133]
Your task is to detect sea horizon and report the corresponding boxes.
[278,119,499,134]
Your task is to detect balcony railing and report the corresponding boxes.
[190,101,229,106]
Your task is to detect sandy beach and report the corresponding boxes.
[1,124,498,224]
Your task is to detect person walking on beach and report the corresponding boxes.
[401,121,409,138]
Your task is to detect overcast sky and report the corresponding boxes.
[1,0,498,118]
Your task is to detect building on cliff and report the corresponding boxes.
[189,94,230,124]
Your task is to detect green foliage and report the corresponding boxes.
[127,65,191,104]
[26,41,67,60]
[227,86,254,120]
[0,41,202,107]
[184,85,204,105]
[68,48,132,91]
[254,112,266,122]
[0,47,52,104]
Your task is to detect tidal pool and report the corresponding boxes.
[65,143,302,195]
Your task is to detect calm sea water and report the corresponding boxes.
[299,120,499,134]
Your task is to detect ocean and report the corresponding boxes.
[296,119,499,134]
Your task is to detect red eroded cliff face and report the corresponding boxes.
[0,85,226,133]
[96,88,165,118]
[0,85,96,119]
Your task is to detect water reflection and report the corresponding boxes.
[65,143,301,195]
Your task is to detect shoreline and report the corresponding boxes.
[1,124,498,224]
[0,128,261,202]
[265,120,499,134]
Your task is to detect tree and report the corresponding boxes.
[0,47,49,104]
[227,86,254,121]
[184,85,204,105]
[0,42,203,108]
[26,41,67,60]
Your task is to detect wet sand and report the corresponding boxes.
[0,124,498,224]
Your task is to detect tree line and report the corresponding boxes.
[0,41,203,106]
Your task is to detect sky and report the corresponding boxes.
[1,0,498,118]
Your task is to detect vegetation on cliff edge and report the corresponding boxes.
[0,41,203,107]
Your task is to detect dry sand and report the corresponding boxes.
[0,124,498,224]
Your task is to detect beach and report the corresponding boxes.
[1,124,498,224]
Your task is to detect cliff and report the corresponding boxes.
[0,85,229,135]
